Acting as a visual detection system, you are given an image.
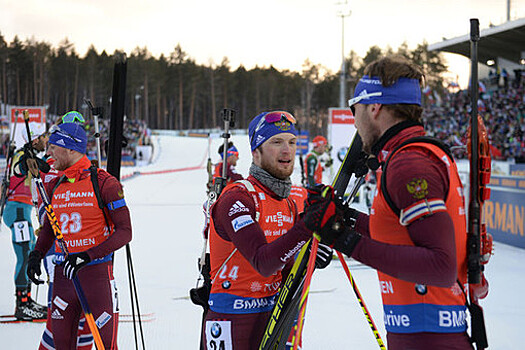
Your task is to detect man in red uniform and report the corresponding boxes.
[316,56,486,349]
[36,112,95,350]
[26,122,132,349]
[2,130,49,320]
[202,111,336,350]
[214,142,243,184]
[303,136,327,187]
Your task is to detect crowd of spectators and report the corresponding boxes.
[422,70,525,162]
[81,117,152,161]
[2,72,523,164]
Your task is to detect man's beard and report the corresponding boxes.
[260,157,293,180]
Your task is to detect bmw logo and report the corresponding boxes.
[211,322,222,338]
[222,280,231,289]
[337,147,348,162]
[415,284,427,295]
[17,222,25,229]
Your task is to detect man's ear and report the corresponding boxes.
[369,103,382,118]
[252,148,261,165]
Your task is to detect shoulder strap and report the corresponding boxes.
[50,175,68,198]
[234,179,261,222]
[89,166,105,210]
[380,136,453,217]
[89,166,111,229]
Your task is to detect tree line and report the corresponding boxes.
[0,33,448,136]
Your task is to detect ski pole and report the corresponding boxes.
[85,99,104,167]
[22,110,106,350]
[293,185,333,349]
[291,139,382,349]
[337,251,386,349]
[292,237,318,350]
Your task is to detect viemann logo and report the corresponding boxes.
[54,190,94,202]
[265,211,293,227]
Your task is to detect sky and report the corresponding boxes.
[1,0,524,88]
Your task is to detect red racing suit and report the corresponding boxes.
[208,179,298,314]
[34,156,132,350]
[371,140,468,334]
[349,122,473,349]
[203,176,311,350]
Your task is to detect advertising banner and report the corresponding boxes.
[485,175,525,249]
[328,108,356,185]
[8,106,47,148]
[296,130,309,156]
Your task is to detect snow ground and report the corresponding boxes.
[0,134,524,349]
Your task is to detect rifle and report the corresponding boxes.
[467,18,490,350]
[205,134,213,191]
[191,108,236,350]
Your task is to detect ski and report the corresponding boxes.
[0,313,156,324]
[120,317,155,324]
[260,132,368,350]
[0,313,155,319]
[0,318,47,324]
[118,313,155,318]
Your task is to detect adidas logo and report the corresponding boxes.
[358,89,369,97]
[228,201,249,216]
[51,309,63,320]
[56,139,66,146]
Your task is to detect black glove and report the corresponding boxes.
[305,184,326,206]
[333,227,362,257]
[324,158,333,168]
[62,252,91,279]
[338,203,360,229]
[27,250,44,285]
[317,218,362,257]
[313,242,333,269]
[302,186,342,233]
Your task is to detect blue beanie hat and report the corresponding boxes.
[49,122,87,154]
[248,111,298,151]
[220,145,239,159]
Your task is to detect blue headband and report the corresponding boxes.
[349,76,422,107]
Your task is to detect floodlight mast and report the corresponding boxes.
[336,1,351,108]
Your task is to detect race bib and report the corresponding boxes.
[13,221,30,243]
[205,320,232,350]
